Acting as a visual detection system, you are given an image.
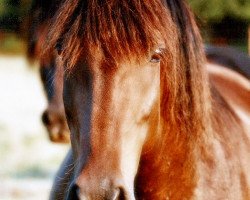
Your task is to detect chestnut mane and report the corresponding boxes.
[48,0,210,137]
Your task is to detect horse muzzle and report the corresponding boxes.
[66,180,135,200]
[41,109,70,143]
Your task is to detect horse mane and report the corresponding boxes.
[48,0,179,66]
[47,0,211,144]
[162,0,211,132]
[27,0,63,61]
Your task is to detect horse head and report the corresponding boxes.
[47,0,250,199]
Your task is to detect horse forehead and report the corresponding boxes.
[82,41,164,72]
[82,57,147,78]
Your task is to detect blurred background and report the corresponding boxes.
[0,1,68,200]
[0,0,249,199]
[189,0,250,52]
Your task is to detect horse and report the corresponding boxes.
[207,63,250,133]
[27,0,250,146]
[205,46,250,131]
[45,0,250,199]
[27,0,69,143]
[40,57,70,143]
[39,44,250,145]
[205,45,250,79]
[47,64,250,200]
[47,61,250,200]
[37,58,250,146]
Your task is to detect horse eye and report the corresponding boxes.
[150,48,163,63]
[150,53,161,63]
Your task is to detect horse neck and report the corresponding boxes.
[135,120,198,199]
[134,87,245,199]
[135,94,248,200]
[194,88,250,199]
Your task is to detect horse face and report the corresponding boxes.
[40,61,70,143]
[64,52,161,199]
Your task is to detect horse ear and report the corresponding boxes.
[56,38,63,55]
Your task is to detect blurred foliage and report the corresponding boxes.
[0,34,26,54]
[0,0,30,54]
[0,0,249,31]
[188,0,249,52]
[188,0,250,23]
[1,0,249,29]
[0,0,31,32]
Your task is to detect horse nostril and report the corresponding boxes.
[112,187,126,200]
[42,111,51,126]
[66,183,80,200]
